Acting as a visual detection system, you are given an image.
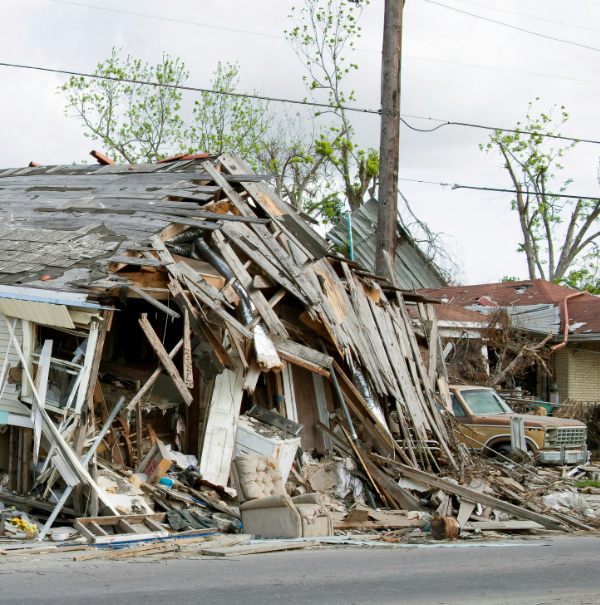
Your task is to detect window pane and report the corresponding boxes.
[460,389,512,414]
[451,394,466,417]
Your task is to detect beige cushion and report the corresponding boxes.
[234,454,286,501]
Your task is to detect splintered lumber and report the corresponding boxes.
[212,231,288,337]
[75,542,177,561]
[461,521,544,532]
[139,314,193,405]
[456,478,487,528]
[183,310,194,389]
[0,492,77,515]
[128,285,180,318]
[270,335,332,377]
[0,545,89,557]
[126,340,183,411]
[105,255,171,267]
[371,454,564,531]
[168,278,235,371]
[200,542,308,557]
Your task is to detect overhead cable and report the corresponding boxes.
[400,117,600,145]
[0,61,379,115]
[1,60,599,145]
[423,0,600,54]
[45,0,600,87]
[447,0,600,34]
[398,178,600,201]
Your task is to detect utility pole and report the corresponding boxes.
[375,0,404,280]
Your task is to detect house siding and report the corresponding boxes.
[554,343,600,403]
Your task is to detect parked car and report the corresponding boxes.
[445,385,588,465]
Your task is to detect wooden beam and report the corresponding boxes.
[168,278,233,371]
[183,310,194,389]
[138,314,193,406]
[371,453,564,530]
[125,340,183,412]
[212,231,288,337]
[128,286,180,318]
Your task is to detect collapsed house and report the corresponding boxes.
[0,154,596,554]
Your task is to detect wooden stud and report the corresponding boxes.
[138,314,193,406]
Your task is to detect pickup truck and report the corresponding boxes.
[447,385,588,465]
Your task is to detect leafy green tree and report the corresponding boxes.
[60,48,188,163]
[286,0,379,212]
[187,62,271,165]
[481,101,600,283]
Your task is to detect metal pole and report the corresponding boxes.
[37,397,126,541]
[319,342,376,508]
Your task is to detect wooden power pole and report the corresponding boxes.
[375,0,404,280]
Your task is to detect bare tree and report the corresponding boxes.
[481,101,600,283]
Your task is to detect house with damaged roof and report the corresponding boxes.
[0,150,463,541]
[418,279,600,404]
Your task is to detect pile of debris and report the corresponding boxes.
[0,151,596,560]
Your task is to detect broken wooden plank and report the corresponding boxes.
[200,542,308,557]
[456,477,486,528]
[128,286,180,318]
[126,340,183,412]
[168,278,233,372]
[212,231,288,337]
[138,314,193,405]
[183,309,194,389]
[269,335,332,377]
[371,454,564,531]
[104,255,171,268]
[461,521,544,532]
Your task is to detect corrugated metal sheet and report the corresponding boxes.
[465,303,561,334]
[327,199,445,289]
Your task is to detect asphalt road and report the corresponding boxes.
[0,535,599,605]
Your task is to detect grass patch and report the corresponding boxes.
[574,479,600,489]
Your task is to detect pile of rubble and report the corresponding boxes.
[0,151,596,561]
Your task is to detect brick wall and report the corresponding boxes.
[553,342,600,403]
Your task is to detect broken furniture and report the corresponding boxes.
[73,513,169,544]
[231,453,333,539]
[135,439,175,486]
[234,415,301,484]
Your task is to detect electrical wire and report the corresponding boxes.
[423,0,600,54]
[1,60,599,145]
[446,0,600,34]
[48,0,285,40]
[44,0,600,88]
[400,117,600,145]
[0,61,379,115]
[398,177,600,201]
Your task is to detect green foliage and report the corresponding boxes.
[501,276,520,282]
[59,48,188,164]
[481,100,600,283]
[574,479,600,489]
[558,267,600,295]
[187,62,270,167]
[286,0,378,212]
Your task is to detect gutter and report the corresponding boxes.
[551,291,587,353]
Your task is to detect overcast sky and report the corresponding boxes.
[1,0,599,285]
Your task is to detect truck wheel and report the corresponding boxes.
[495,443,536,463]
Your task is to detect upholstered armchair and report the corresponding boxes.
[231,454,333,539]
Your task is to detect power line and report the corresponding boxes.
[423,0,600,54]
[399,177,600,201]
[400,116,600,145]
[404,54,600,87]
[2,60,599,145]
[48,0,284,41]
[0,61,380,115]
[45,0,600,88]
[446,0,600,34]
